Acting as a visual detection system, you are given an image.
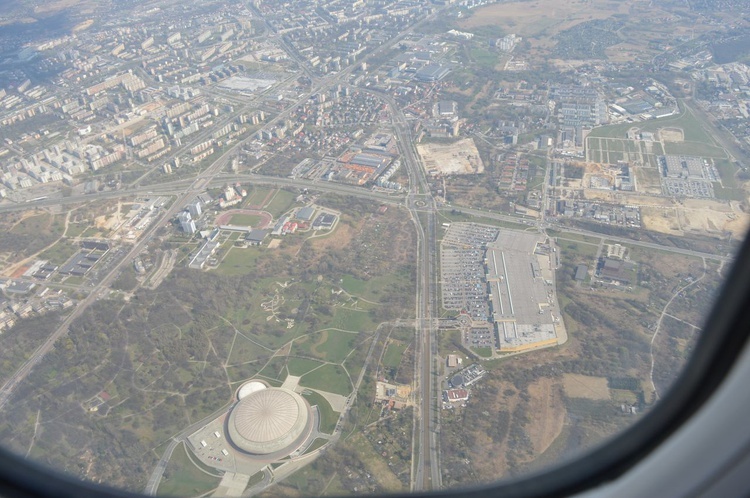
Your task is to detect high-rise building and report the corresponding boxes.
[178,212,196,234]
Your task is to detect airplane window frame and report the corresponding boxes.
[1,238,749,498]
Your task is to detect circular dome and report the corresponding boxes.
[237,380,267,400]
[227,387,310,455]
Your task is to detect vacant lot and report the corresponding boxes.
[562,374,611,400]
[417,138,484,175]
[458,0,629,37]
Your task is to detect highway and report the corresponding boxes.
[383,91,442,491]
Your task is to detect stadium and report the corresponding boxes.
[226,383,313,457]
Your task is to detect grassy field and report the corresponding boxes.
[301,389,340,434]
[471,47,501,67]
[472,347,493,358]
[663,141,727,158]
[258,357,288,382]
[340,274,404,302]
[293,329,358,363]
[328,308,377,332]
[547,229,601,245]
[245,186,274,207]
[264,189,297,218]
[64,223,89,238]
[383,341,408,369]
[556,239,599,262]
[299,364,352,396]
[212,247,262,276]
[37,240,78,265]
[588,106,715,144]
[714,159,740,188]
[157,443,220,497]
[287,357,325,376]
[228,213,263,226]
[303,437,329,454]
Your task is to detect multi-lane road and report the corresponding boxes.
[386,93,442,492]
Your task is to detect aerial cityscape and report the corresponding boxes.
[0,0,747,495]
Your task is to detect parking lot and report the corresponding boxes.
[662,178,714,198]
[440,223,499,321]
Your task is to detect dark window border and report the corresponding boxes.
[1,235,750,498]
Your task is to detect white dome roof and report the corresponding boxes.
[237,380,267,400]
[227,387,310,455]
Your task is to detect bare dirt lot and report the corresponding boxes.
[416,138,484,175]
[562,374,610,400]
[458,0,630,37]
[526,377,566,456]
[659,127,684,142]
[642,200,750,238]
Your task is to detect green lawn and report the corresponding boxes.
[228,214,263,226]
[663,141,727,158]
[227,336,272,365]
[557,240,599,262]
[293,329,358,363]
[213,247,261,276]
[11,213,53,235]
[329,307,377,332]
[382,341,408,369]
[713,184,746,201]
[299,364,352,396]
[303,437,329,454]
[38,240,78,265]
[588,105,715,144]
[471,48,500,67]
[64,223,89,238]
[547,229,601,245]
[258,357,288,382]
[157,443,220,497]
[80,227,102,238]
[264,189,297,217]
[301,389,340,434]
[245,186,274,207]
[287,357,325,376]
[340,274,401,303]
[715,159,739,188]
[472,347,493,358]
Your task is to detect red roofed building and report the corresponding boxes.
[444,388,469,402]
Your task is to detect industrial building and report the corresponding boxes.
[295,206,316,221]
[485,231,560,352]
[414,64,450,82]
[312,213,336,230]
[244,229,268,246]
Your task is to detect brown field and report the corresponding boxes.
[562,374,610,400]
[310,220,354,251]
[526,378,566,456]
[416,139,484,175]
[642,200,750,238]
[659,128,684,142]
[641,207,682,235]
[458,0,631,37]
[33,0,99,16]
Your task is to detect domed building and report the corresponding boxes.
[226,387,312,456]
[236,380,268,400]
